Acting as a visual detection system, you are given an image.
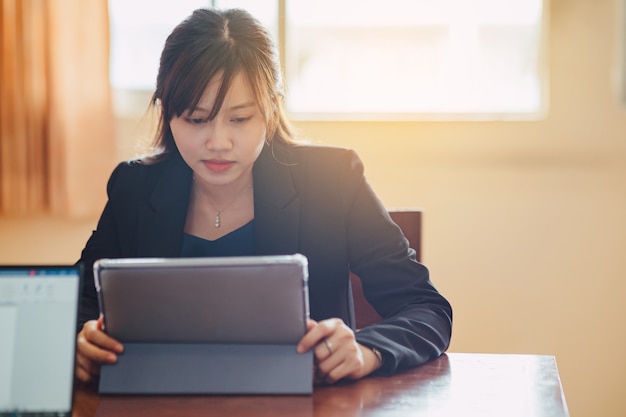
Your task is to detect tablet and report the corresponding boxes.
[93,254,309,344]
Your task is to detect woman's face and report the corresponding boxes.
[169,72,266,190]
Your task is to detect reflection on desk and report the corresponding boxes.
[73,353,569,417]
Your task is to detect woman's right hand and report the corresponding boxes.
[75,317,124,383]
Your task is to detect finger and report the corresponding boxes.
[297,318,339,353]
[75,345,106,383]
[77,324,120,366]
[97,316,105,331]
[311,338,333,364]
[75,319,124,383]
[75,349,103,377]
[315,352,357,384]
[315,338,352,372]
[312,320,355,362]
[75,358,100,383]
[323,359,354,384]
[315,349,342,376]
[304,319,317,355]
[322,338,334,357]
[305,318,317,331]
[83,320,124,353]
[318,347,363,384]
[315,328,363,383]
[77,333,118,364]
[75,364,93,383]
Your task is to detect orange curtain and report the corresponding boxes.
[0,0,115,218]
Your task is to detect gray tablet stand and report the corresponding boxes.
[98,343,313,395]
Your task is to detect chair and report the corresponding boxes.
[350,209,422,328]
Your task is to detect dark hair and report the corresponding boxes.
[148,8,295,159]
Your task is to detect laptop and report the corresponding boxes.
[93,254,312,395]
[0,265,81,417]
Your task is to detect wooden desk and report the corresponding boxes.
[73,353,569,417]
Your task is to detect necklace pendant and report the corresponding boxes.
[215,211,221,228]
[194,179,252,229]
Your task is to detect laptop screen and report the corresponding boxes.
[0,265,81,416]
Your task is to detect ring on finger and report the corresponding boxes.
[323,339,333,355]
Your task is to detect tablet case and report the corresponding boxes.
[94,254,312,395]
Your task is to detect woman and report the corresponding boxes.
[76,7,452,385]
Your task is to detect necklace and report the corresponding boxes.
[195,180,253,228]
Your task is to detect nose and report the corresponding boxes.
[204,119,233,152]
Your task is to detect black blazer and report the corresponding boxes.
[78,142,452,375]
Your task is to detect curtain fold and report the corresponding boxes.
[0,0,115,217]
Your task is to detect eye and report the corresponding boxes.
[185,117,207,125]
[231,116,252,124]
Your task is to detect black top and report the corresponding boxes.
[180,221,255,257]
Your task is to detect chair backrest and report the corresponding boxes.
[350,209,422,328]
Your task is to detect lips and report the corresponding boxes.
[204,159,235,173]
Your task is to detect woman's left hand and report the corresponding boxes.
[297,318,382,384]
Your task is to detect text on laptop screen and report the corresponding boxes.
[0,267,80,416]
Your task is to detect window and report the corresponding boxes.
[109,0,547,120]
[109,0,209,91]
[108,0,277,116]
[108,0,276,92]
[285,0,547,119]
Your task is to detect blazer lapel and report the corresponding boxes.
[253,143,301,255]
[137,156,192,257]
